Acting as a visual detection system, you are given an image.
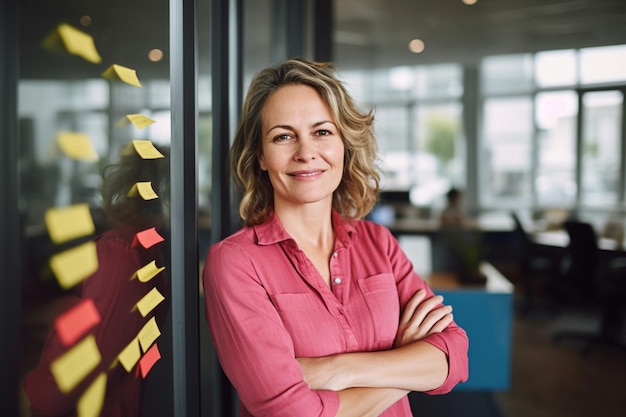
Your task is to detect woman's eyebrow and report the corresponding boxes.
[265,120,335,135]
[311,120,335,128]
[265,124,293,135]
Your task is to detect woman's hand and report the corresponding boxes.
[394,289,453,348]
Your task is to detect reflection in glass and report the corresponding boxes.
[23,147,171,417]
[581,91,623,207]
[535,91,578,207]
[18,2,174,415]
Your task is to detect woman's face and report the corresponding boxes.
[259,84,344,212]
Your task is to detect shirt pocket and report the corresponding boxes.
[357,273,400,344]
[270,293,343,357]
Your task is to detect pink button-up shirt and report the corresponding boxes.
[203,211,468,417]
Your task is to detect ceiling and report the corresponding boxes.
[333,0,626,69]
[17,0,626,79]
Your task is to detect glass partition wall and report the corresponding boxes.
[3,1,328,416]
[16,1,176,416]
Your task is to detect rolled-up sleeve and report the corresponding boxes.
[203,240,340,417]
[383,227,470,394]
[420,327,469,394]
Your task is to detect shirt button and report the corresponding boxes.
[332,252,338,258]
[333,277,342,285]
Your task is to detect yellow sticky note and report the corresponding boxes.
[134,287,165,317]
[127,182,159,200]
[50,335,101,394]
[50,241,99,289]
[122,140,165,159]
[56,132,99,162]
[43,23,102,64]
[118,338,141,373]
[117,114,156,129]
[133,260,165,283]
[137,317,161,352]
[45,204,95,244]
[77,373,106,417]
[101,64,142,87]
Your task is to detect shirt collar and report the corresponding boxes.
[253,209,355,248]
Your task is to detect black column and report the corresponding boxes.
[170,0,200,416]
[313,0,334,62]
[0,0,21,415]
[272,0,306,63]
[462,65,479,211]
[211,0,243,416]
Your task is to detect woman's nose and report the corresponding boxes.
[294,137,316,161]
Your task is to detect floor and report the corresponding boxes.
[496,262,626,417]
[411,262,626,417]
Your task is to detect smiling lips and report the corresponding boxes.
[289,170,324,178]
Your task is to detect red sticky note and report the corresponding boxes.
[133,227,165,249]
[54,298,101,347]
[138,343,161,378]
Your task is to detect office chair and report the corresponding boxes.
[553,220,600,303]
[554,257,626,356]
[510,212,561,315]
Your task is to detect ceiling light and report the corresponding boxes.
[408,39,425,54]
[79,15,92,27]
[462,0,478,5]
[148,49,164,62]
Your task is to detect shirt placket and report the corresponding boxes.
[329,248,359,352]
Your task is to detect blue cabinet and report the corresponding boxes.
[429,262,514,391]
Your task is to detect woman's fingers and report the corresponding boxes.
[396,289,454,346]
[399,289,427,326]
[428,312,454,335]
[417,306,453,336]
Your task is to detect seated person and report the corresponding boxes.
[439,187,469,227]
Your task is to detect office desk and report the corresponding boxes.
[532,229,623,252]
[389,212,515,235]
[426,262,514,391]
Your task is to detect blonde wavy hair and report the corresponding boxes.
[231,58,380,226]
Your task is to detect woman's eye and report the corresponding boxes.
[316,129,332,136]
[273,133,292,142]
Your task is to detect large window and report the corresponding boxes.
[481,97,533,208]
[581,90,623,207]
[339,64,464,209]
[339,44,626,216]
[534,91,578,207]
[481,46,626,214]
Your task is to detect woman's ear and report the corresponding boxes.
[258,153,267,171]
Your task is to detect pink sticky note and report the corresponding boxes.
[55,298,101,347]
[138,343,161,378]
[133,227,165,249]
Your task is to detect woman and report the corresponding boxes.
[203,59,468,417]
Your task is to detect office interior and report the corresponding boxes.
[2,0,626,416]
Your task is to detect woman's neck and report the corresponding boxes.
[274,201,334,251]
[275,202,336,286]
